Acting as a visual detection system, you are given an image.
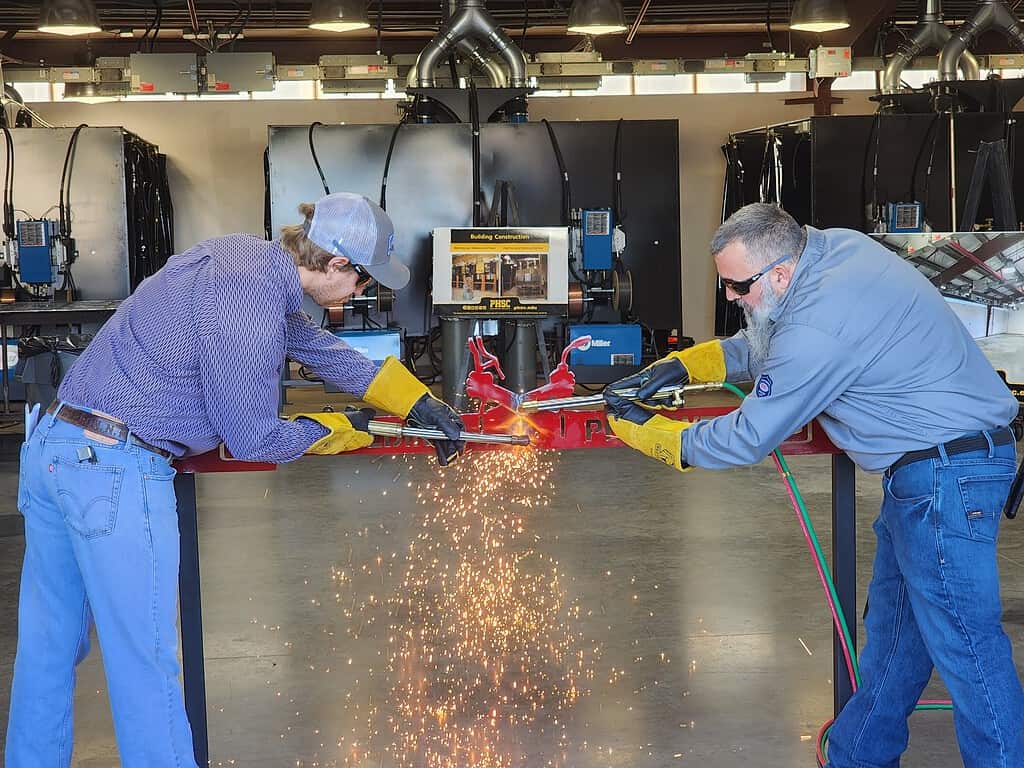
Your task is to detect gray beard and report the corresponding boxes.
[742,284,780,372]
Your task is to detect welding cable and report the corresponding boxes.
[612,118,625,224]
[379,122,403,211]
[469,82,482,226]
[1,124,13,240]
[58,123,88,284]
[541,118,572,226]
[911,112,942,219]
[718,382,953,766]
[263,146,272,239]
[308,122,331,196]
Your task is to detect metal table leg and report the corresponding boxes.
[2,322,9,413]
[831,453,857,716]
[175,471,209,767]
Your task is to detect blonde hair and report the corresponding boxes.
[280,202,336,271]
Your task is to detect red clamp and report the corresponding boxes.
[465,336,518,415]
[465,334,593,415]
[520,334,591,404]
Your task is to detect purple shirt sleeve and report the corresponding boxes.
[198,270,327,463]
[284,312,381,396]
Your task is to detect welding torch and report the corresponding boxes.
[517,382,724,413]
[366,420,532,446]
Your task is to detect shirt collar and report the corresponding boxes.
[769,226,823,323]
[269,239,305,315]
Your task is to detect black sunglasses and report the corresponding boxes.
[350,263,374,288]
[719,254,791,296]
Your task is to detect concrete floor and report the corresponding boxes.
[2,446,1024,767]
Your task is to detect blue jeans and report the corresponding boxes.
[5,407,198,768]
[827,432,1024,768]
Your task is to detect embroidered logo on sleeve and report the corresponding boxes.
[755,373,773,398]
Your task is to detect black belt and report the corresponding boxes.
[889,428,1014,474]
[46,401,174,460]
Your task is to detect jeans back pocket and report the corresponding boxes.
[957,473,1014,542]
[53,456,125,539]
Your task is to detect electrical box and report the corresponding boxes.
[809,46,852,79]
[129,53,199,94]
[884,202,924,233]
[323,330,402,393]
[16,219,55,284]
[205,52,275,93]
[568,324,642,367]
[581,208,614,270]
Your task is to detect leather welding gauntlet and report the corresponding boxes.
[603,340,726,409]
[605,393,693,472]
[363,356,466,466]
[291,408,375,455]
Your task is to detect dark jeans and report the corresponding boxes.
[827,431,1024,768]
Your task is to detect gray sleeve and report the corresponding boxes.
[681,323,861,469]
[720,331,757,383]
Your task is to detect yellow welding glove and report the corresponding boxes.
[363,356,467,466]
[607,412,693,473]
[363,356,431,418]
[603,341,726,411]
[668,340,727,384]
[291,408,375,455]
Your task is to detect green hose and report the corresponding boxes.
[717,381,951,765]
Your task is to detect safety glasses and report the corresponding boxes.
[351,263,375,289]
[719,254,791,296]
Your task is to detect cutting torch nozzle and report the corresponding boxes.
[367,420,532,446]
[516,382,724,413]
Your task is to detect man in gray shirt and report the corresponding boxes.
[606,203,1022,767]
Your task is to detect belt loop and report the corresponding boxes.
[937,441,951,466]
[41,401,63,440]
[983,430,996,458]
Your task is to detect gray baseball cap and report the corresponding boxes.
[304,192,410,290]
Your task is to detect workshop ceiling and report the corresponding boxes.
[2,1,1022,64]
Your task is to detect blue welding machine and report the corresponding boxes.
[580,209,614,271]
[16,219,56,285]
[568,324,642,367]
[324,329,403,393]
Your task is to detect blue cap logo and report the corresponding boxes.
[755,373,773,398]
[386,232,395,258]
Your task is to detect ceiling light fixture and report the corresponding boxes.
[309,0,371,32]
[37,0,102,36]
[789,0,850,33]
[567,0,628,35]
[63,82,120,103]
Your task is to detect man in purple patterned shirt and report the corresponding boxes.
[6,192,465,767]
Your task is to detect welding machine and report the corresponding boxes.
[568,323,642,384]
[323,329,403,393]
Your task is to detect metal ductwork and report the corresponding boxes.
[939,0,1024,81]
[882,0,980,93]
[408,0,527,88]
[456,37,509,87]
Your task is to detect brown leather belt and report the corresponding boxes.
[46,401,174,460]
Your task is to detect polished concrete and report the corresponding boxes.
[2,447,1024,767]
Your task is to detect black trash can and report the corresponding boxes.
[15,335,93,406]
